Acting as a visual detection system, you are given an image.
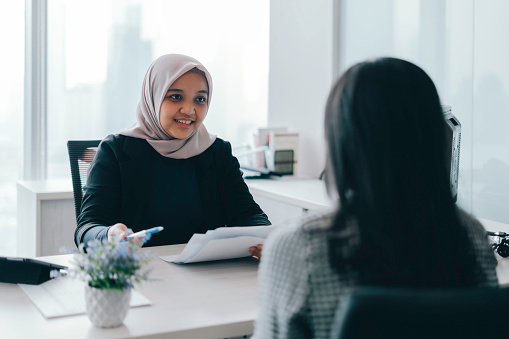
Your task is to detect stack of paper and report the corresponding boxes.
[160,225,274,264]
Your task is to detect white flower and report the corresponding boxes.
[65,238,154,290]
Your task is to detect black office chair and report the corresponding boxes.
[330,286,509,339]
[67,140,101,221]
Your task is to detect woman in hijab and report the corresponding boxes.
[252,57,497,338]
[74,54,271,248]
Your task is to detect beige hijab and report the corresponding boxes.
[120,54,216,159]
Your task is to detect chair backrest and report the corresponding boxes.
[67,140,101,221]
[330,286,509,339]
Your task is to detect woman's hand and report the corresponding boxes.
[107,223,129,242]
[249,244,263,260]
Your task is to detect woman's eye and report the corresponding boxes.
[168,94,182,100]
[196,96,207,103]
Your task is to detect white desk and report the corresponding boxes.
[245,177,333,211]
[0,244,259,339]
[244,177,334,227]
[4,227,509,338]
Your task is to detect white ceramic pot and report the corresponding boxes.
[85,285,131,328]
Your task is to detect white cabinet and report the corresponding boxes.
[17,180,76,257]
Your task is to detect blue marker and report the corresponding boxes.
[126,226,164,240]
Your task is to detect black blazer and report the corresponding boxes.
[75,134,271,247]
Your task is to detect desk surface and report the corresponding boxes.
[245,177,334,211]
[17,179,74,200]
[0,245,259,339]
[3,227,509,338]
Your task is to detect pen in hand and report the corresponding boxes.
[123,226,164,241]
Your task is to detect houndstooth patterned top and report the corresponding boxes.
[252,209,498,339]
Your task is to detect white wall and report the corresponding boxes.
[268,0,333,178]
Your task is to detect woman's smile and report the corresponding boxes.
[174,119,194,129]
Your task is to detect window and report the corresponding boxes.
[0,2,24,255]
[47,0,270,179]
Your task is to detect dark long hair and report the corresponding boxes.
[325,57,476,287]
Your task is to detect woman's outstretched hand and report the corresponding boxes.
[249,243,263,260]
[107,223,129,242]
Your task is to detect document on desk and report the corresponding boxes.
[160,225,275,264]
[19,276,151,319]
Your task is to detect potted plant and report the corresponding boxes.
[68,238,153,328]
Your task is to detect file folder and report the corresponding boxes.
[0,256,67,285]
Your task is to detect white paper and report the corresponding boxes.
[184,236,265,263]
[160,226,274,264]
[19,276,151,319]
[172,233,206,264]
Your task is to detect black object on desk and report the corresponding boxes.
[487,231,509,257]
[241,166,282,179]
[273,150,294,175]
[0,256,67,285]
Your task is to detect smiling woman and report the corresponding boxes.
[75,54,271,249]
[159,71,209,139]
